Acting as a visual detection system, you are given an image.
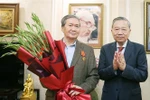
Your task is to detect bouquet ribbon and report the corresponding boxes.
[56,81,91,100]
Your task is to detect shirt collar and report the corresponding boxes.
[62,38,76,47]
[116,40,128,48]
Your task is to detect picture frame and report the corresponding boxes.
[69,3,103,48]
[0,3,19,36]
[144,0,150,53]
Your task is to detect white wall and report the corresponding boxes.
[0,0,150,100]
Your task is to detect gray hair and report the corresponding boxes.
[112,17,131,28]
[61,14,80,27]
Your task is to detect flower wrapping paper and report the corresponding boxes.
[16,31,91,100]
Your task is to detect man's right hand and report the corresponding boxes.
[113,51,118,70]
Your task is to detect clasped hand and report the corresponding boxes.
[113,51,126,71]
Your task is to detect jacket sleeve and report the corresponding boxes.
[122,45,148,82]
[98,46,117,80]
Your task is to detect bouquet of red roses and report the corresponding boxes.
[0,13,91,100]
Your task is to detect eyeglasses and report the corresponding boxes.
[79,18,94,28]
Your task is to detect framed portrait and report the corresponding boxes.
[144,0,150,53]
[0,3,19,36]
[69,3,103,48]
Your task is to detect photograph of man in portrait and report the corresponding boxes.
[73,8,100,44]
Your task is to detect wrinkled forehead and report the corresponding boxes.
[112,20,129,28]
[66,18,80,25]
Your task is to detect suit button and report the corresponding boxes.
[116,89,118,91]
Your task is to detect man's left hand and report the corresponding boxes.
[117,53,126,71]
[69,85,83,97]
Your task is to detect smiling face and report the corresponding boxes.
[111,20,131,46]
[61,18,80,41]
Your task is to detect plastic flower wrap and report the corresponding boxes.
[0,13,91,100]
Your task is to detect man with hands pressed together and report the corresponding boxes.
[98,17,148,100]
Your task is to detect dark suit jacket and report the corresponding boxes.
[45,40,99,100]
[98,40,148,100]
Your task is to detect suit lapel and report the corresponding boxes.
[124,40,133,62]
[109,41,133,63]
[110,42,117,60]
[71,41,82,67]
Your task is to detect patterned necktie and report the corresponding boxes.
[118,47,124,52]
